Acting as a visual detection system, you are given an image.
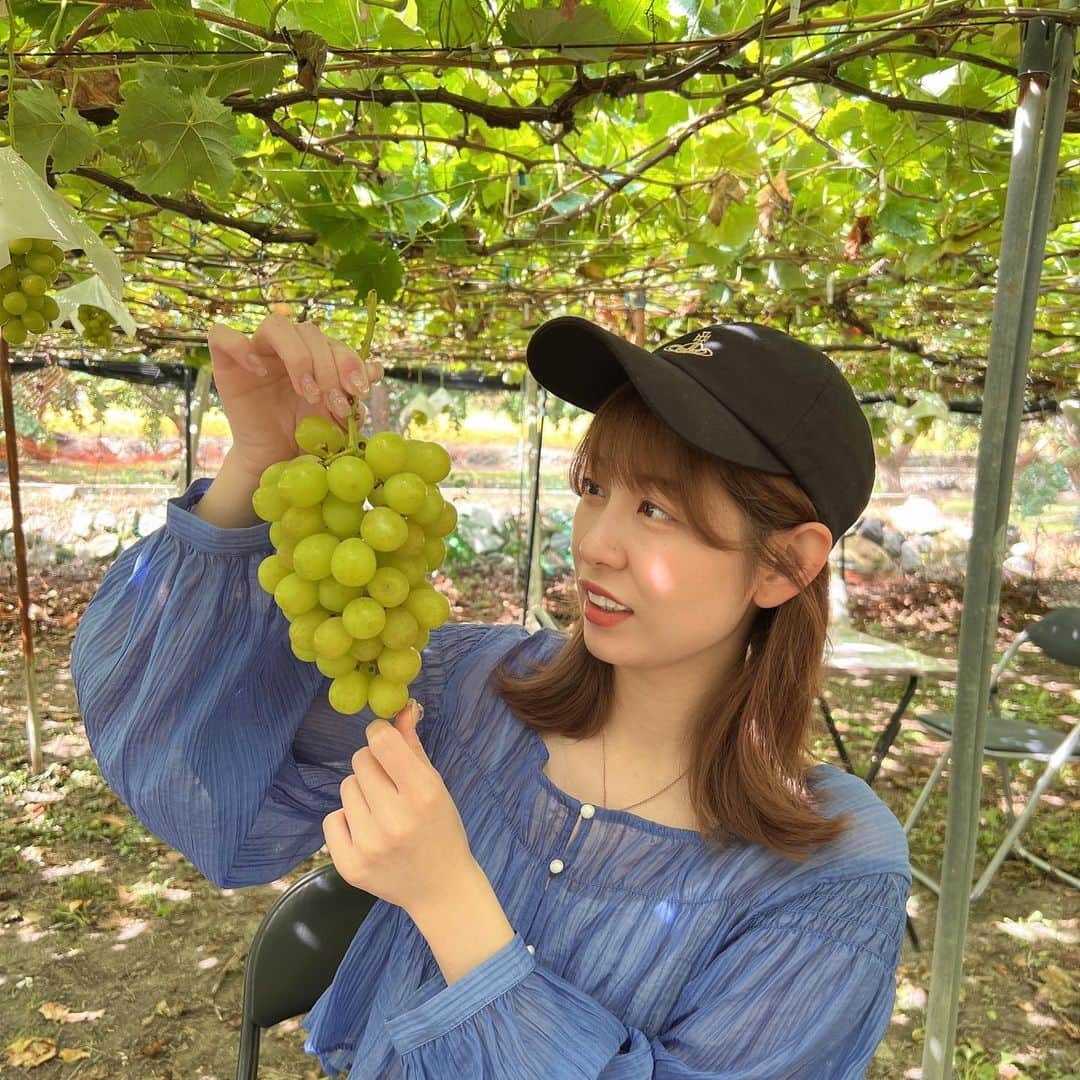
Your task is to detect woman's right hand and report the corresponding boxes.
[206,314,384,478]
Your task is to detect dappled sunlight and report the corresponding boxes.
[994,911,1079,946]
[40,857,106,880]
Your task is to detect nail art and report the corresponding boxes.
[349,371,368,394]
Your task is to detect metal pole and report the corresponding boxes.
[521,372,547,624]
[0,334,44,772]
[183,363,193,490]
[920,15,1072,1078]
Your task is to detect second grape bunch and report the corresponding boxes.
[255,418,458,718]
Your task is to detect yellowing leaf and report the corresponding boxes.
[4,1035,57,1068]
[59,1047,91,1062]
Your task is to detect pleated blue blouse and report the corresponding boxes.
[71,477,911,1079]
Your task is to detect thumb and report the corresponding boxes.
[394,699,427,758]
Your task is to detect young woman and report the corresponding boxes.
[71,313,909,1079]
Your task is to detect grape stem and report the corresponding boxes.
[339,288,380,459]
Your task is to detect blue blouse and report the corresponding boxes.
[71,477,911,1079]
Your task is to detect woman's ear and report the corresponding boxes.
[751,522,834,610]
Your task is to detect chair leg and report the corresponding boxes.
[236,1018,261,1080]
[903,749,949,836]
[970,723,1080,901]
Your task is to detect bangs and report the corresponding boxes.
[568,381,744,550]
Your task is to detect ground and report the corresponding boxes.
[1,556,1077,1079]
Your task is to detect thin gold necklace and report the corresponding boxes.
[601,727,689,812]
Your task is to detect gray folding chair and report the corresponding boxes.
[904,606,1080,901]
[236,863,376,1080]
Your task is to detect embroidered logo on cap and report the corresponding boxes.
[663,331,713,357]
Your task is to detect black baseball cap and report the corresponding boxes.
[525,316,875,544]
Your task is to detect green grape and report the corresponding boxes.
[29,238,55,254]
[410,485,445,527]
[276,539,296,570]
[268,521,286,548]
[274,572,319,617]
[360,506,409,552]
[25,253,57,278]
[367,482,389,507]
[378,550,428,588]
[289,608,331,653]
[20,310,46,334]
[321,493,366,539]
[327,456,375,502]
[291,641,317,663]
[398,521,427,556]
[426,500,458,538]
[295,415,346,457]
[381,607,419,649]
[415,626,431,652]
[318,653,358,679]
[422,536,445,571]
[3,291,28,316]
[404,586,451,630]
[366,566,410,608]
[2,319,27,345]
[313,616,353,659]
[368,675,409,719]
[252,485,290,523]
[261,461,289,488]
[377,646,422,684]
[8,238,34,256]
[382,472,426,515]
[278,457,329,508]
[330,537,377,587]
[0,265,19,289]
[40,295,59,322]
[329,669,371,715]
[349,636,384,662]
[257,553,291,594]
[404,440,452,484]
[342,596,387,639]
[19,274,47,298]
[364,431,408,479]
[281,504,325,541]
[318,577,363,613]
[292,532,339,581]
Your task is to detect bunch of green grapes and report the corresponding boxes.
[0,238,63,346]
[78,305,115,347]
[255,418,457,718]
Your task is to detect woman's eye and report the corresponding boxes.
[641,500,673,522]
[581,477,602,496]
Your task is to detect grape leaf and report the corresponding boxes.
[117,68,237,195]
[13,86,98,176]
[416,0,489,49]
[113,0,214,48]
[334,242,404,302]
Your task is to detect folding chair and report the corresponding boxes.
[236,862,377,1080]
[903,606,1080,902]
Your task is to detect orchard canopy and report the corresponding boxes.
[2,0,1080,403]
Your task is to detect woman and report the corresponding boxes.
[71,313,909,1079]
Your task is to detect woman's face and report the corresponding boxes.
[571,469,760,674]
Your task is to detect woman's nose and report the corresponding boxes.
[575,508,626,568]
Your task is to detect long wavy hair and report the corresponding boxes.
[492,380,849,859]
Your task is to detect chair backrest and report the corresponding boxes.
[1026,606,1080,668]
[242,862,377,1029]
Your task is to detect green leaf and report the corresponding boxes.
[334,242,404,302]
[117,67,237,195]
[277,0,373,44]
[416,0,489,48]
[113,0,213,48]
[503,4,622,47]
[13,86,98,175]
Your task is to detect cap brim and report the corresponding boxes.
[526,315,789,475]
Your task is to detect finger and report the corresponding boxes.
[296,320,339,396]
[330,338,370,397]
[365,359,384,385]
[207,323,262,375]
[391,701,427,759]
[365,718,423,789]
[339,772,374,837]
[322,808,357,869]
[249,315,320,402]
[351,746,399,801]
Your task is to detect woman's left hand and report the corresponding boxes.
[323,700,476,916]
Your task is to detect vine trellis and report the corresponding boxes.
[1,1,1079,398]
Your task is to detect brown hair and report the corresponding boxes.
[492,380,849,859]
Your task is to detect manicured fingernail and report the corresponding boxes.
[300,374,320,402]
[413,701,424,722]
[328,388,350,417]
[349,371,368,394]
[246,353,268,375]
